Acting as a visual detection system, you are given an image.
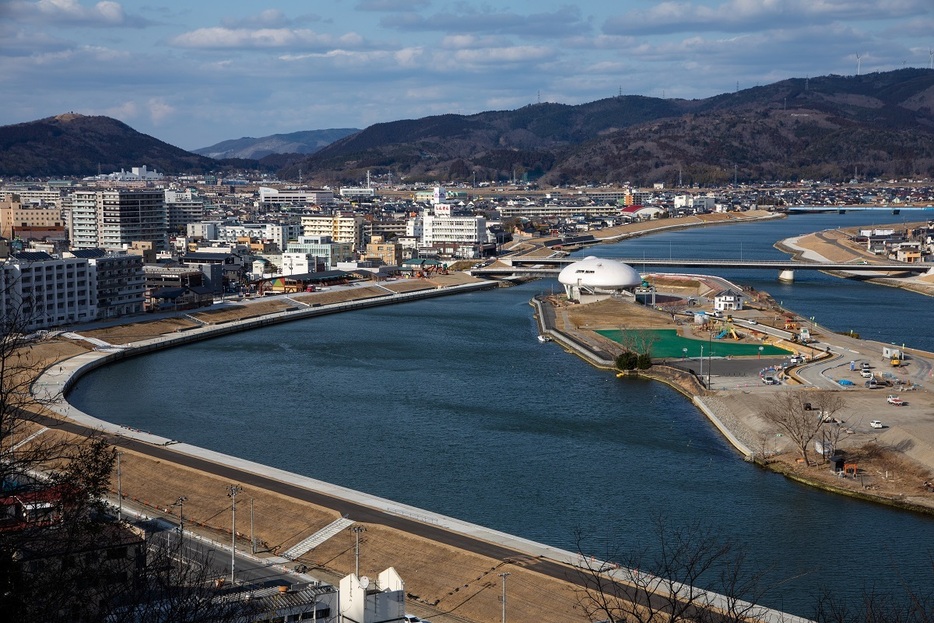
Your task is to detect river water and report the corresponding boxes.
[69,213,934,617]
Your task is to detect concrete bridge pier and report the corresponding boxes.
[778,269,795,282]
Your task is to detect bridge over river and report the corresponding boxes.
[785,205,934,214]
[471,256,934,281]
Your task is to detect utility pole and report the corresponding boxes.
[250,498,255,554]
[352,526,366,577]
[173,496,188,576]
[116,451,123,521]
[499,572,510,623]
[227,485,242,584]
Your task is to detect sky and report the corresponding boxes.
[1,0,933,151]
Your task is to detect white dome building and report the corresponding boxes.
[557,256,643,301]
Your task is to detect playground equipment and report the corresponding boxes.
[714,321,742,340]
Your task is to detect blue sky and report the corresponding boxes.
[1,0,932,151]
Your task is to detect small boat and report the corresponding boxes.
[537,334,552,343]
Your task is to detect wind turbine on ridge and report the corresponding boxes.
[856,53,862,76]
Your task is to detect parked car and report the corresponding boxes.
[870,420,884,429]
[860,369,874,378]
[404,616,432,623]
[762,376,780,385]
[861,362,871,370]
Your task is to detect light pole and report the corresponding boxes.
[682,347,687,361]
[700,345,704,379]
[500,572,510,623]
[227,485,242,584]
[352,526,366,577]
[758,345,763,360]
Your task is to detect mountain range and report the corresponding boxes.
[2,69,933,184]
[193,129,359,160]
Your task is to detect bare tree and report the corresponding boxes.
[760,391,845,466]
[575,518,768,623]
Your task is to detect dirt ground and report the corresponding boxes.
[104,447,587,623]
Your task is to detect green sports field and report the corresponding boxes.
[595,328,792,358]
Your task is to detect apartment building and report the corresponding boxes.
[285,235,354,268]
[164,189,206,233]
[67,249,145,319]
[0,252,97,331]
[258,187,334,209]
[300,214,365,250]
[68,189,168,251]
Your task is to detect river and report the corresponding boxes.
[68,213,934,617]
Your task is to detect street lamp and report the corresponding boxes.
[226,485,242,584]
[758,345,764,360]
[700,345,704,379]
[682,347,687,360]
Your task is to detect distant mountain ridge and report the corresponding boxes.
[194,128,360,160]
[284,68,934,186]
[0,114,260,178]
[3,69,934,183]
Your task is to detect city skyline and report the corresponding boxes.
[1,0,932,151]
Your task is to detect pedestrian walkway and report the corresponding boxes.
[281,516,355,560]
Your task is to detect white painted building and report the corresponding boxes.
[419,214,488,246]
[339,569,406,623]
[259,186,335,208]
[0,252,97,331]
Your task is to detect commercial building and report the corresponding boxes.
[258,187,334,209]
[0,196,66,240]
[285,235,355,269]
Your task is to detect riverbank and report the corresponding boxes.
[537,287,934,516]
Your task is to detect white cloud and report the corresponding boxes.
[170,27,362,50]
[148,98,175,124]
[7,0,148,27]
[603,0,931,36]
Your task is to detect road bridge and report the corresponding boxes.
[784,205,934,214]
[471,257,934,282]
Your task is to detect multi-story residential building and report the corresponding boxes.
[0,252,97,331]
[67,249,145,319]
[300,214,365,250]
[364,218,408,242]
[68,189,168,251]
[187,222,302,253]
[0,196,66,239]
[0,186,65,208]
[164,189,206,233]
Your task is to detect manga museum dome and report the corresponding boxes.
[557,256,642,299]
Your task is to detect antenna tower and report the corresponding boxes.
[298,167,302,185]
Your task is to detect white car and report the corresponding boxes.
[870,420,883,429]
[404,616,432,623]
[860,369,874,378]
